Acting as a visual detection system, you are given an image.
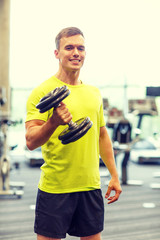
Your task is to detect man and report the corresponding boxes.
[25,27,122,240]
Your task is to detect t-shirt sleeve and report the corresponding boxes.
[25,88,49,122]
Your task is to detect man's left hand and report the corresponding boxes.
[105,178,122,204]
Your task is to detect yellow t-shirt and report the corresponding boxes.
[26,76,106,193]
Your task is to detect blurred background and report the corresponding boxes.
[0,0,160,239]
[2,0,159,159]
[4,0,160,130]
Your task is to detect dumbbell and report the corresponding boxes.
[36,85,93,144]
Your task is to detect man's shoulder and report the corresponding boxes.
[27,76,58,104]
[38,75,57,90]
[31,76,58,95]
[83,83,101,95]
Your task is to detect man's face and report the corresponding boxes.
[55,34,86,72]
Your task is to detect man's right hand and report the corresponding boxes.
[51,102,72,126]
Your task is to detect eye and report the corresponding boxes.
[78,46,85,51]
[65,45,74,50]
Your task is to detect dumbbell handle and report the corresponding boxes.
[68,120,77,129]
[54,101,77,129]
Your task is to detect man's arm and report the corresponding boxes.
[25,102,72,150]
[99,126,122,204]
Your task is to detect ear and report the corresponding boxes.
[54,49,59,59]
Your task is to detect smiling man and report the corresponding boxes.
[54,30,86,84]
[25,27,122,240]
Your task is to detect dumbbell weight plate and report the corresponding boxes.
[62,121,93,144]
[36,86,67,109]
[36,86,70,113]
[59,117,93,144]
[58,117,90,141]
[38,90,70,113]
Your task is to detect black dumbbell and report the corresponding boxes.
[36,85,93,144]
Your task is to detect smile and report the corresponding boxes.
[69,59,81,62]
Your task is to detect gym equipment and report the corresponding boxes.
[110,118,143,186]
[36,85,93,144]
[0,87,7,106]
[146,86,160,97]
[128,98,158,130]
[106,107,124,128]
[129,98,160,162]
[129,95,160,189]
[0,119,25,198]
[112,119,132,144]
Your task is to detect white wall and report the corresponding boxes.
[9,0,160,89]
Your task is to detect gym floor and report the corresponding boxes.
[0,157,160,240]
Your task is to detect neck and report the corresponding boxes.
[55,68,81,85]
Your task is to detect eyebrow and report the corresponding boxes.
[65,44,85,49]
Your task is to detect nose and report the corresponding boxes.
[73,47,79,57]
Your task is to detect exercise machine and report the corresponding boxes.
[112,118,143,185]
[0,119,25,198]
[105,105,143,185]
[0,89,25,198]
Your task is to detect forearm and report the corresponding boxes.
[99,127,119,179]
[99,127,122,203]
[25,118,58,150]
[26,102,72,150]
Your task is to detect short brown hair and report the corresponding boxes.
[55,27,84,49]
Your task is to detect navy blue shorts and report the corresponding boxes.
[34,189,104,238]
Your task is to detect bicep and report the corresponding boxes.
[25,119,45,131]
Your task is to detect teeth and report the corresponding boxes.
[70,59,80,62]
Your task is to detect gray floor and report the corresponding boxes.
[0,158,160,240]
